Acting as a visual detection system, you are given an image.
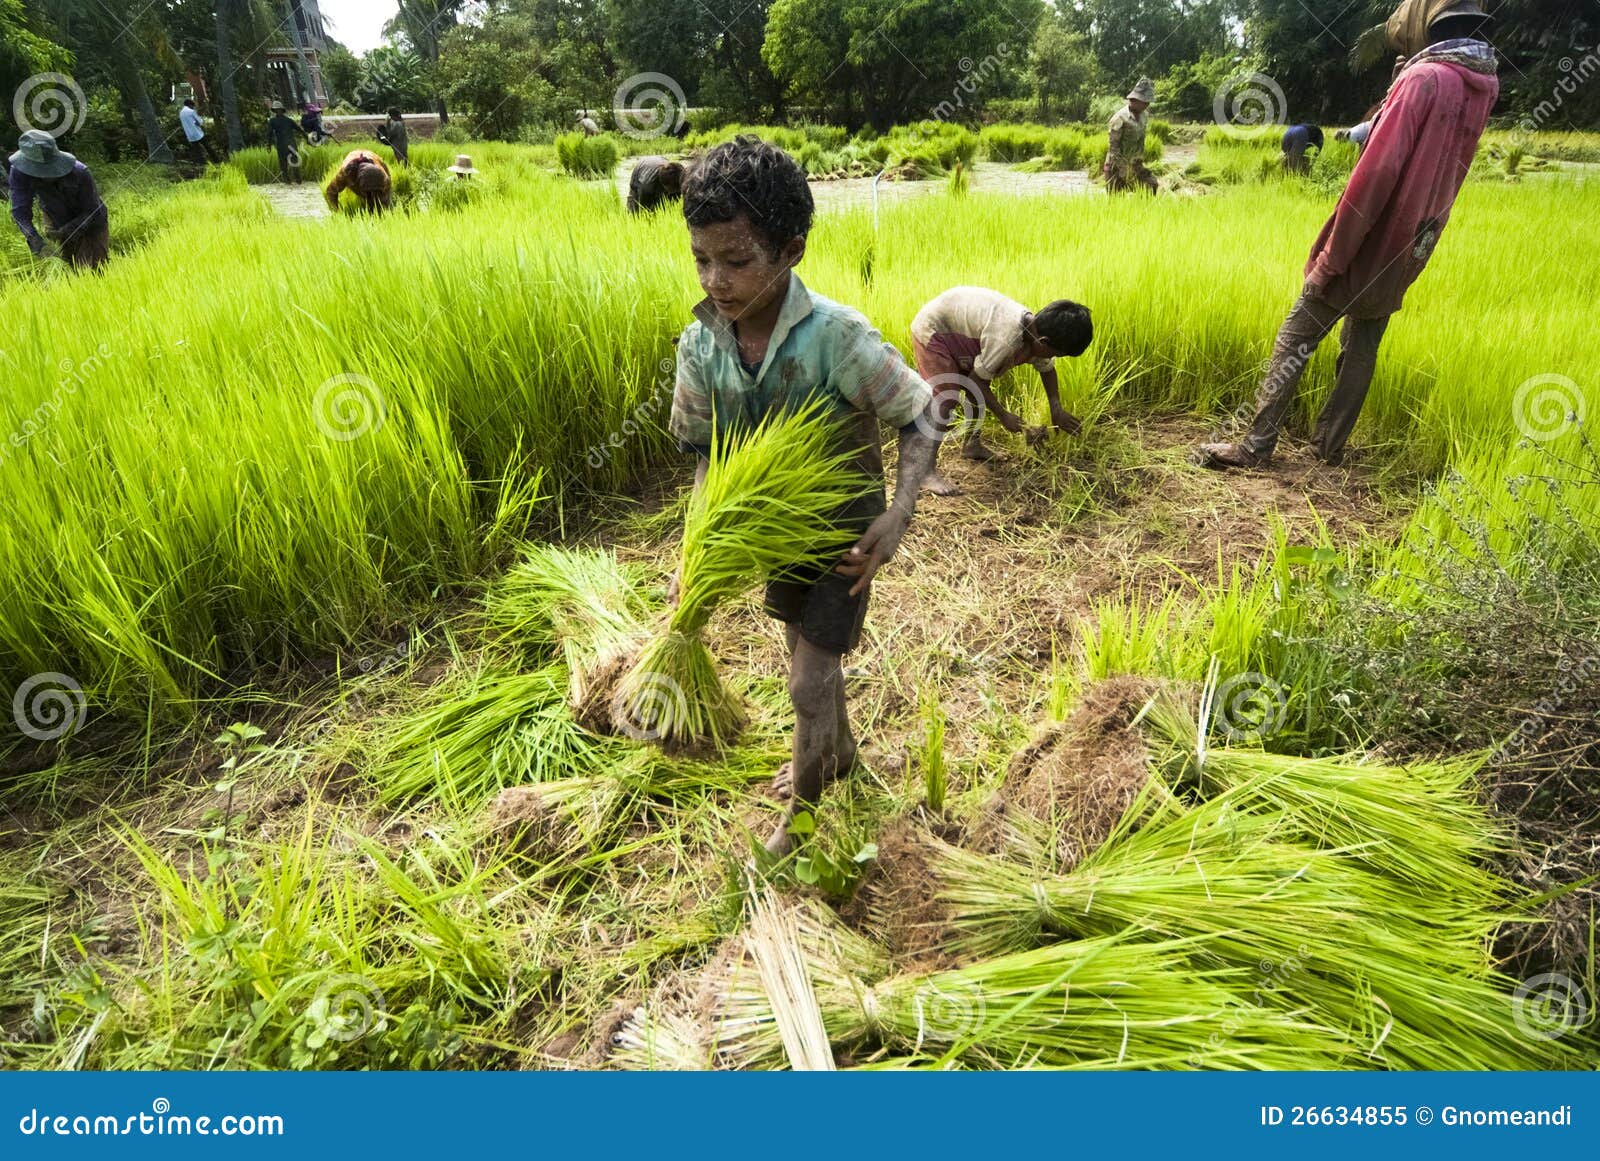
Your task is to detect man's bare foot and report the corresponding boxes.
[1195,441,1268,470]
[962,439,1000,462]
[921,472,961,497]
[771,744,858,799]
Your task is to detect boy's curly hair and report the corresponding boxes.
[682,136,813,255]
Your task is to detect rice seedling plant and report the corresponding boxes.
[705,901,1344,1070]
[555,132,621,178]
[484,544,655,708]
[47,816,517,1070]
[609,403,872,747]
[933,755,1579,1069]
[372,663,623,804]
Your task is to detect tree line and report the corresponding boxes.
[2,0,1594,163]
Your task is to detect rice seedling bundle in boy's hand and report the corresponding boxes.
[609,401,872,748]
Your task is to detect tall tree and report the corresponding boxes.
[36,0,176,163]
[387,0,468,120]
[215,0,245,150]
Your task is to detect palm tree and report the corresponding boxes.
[37,0,174,164]
[214,0,244,151]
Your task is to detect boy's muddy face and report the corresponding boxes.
[689,218,804,323]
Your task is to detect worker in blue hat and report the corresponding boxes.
[8,129,109,270]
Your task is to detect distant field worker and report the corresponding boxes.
[910,287,1094,495]
[1199,0,1499,470]
[577,111,601,136]
[627,156,685,213]
[1104,77,1157,193]
[1281,123,1325,173]
[179,98,219,169]
[266,101,308,183]
[324,149,393,213]
[446,154,478,179]
[8,130,109,270]
[377,108,409,165]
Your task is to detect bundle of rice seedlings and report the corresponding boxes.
[744,888,836,1070]
[610,898,889,1071]
[715,924,1344,1070]
[373,664,619,804]
[486,773,634,863]
[484,544,652,711]
[609,402,871,747]
[933,773,1583,1069]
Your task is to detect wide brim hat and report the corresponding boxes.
[10,129,75,179]
[271,100,285,111]
[1126,77,1156,103]
[1386,0,1494,56]
[446,155,477,174]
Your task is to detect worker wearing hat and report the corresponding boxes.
[1104,77,1158,194]
[1199,0,1498,470]
[446,154,478,179]
[266,99,309,184]
[8,129,109,270]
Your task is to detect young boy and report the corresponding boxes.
[667,137,941,856]
[910,287,1094,495]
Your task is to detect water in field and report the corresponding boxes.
[255,182,331,219]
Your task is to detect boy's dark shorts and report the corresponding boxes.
[763,491,884,656]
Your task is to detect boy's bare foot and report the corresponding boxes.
[921,472,961,496]
[961,438,999,462]
[771,743,857,798]
[764,812,796,857]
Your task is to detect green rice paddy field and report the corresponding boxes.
[0,134,1594,1070]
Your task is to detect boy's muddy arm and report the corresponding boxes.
[837,413,939,596]
[973,376,1024,433]
[1039,367,1082,434]
[667,455,710,605]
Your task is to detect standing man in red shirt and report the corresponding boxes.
[1198,0,1498,469]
